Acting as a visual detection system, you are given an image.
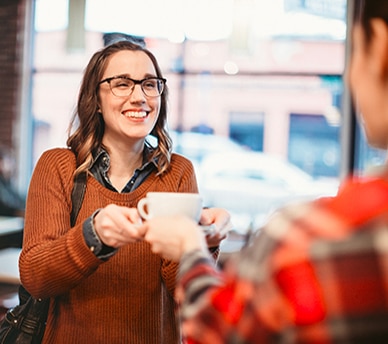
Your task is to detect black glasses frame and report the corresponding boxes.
[98,76,167,97]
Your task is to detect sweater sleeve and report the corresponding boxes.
[19,149,102,298]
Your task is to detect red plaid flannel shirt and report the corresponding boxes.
[177,177,388,343]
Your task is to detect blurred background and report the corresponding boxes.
[1,0,386,250]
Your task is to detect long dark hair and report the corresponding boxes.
[67,40,172,176]
[353,0,388,44]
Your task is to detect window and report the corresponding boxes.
[32,0,349,239]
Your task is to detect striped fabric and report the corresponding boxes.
[177,177,388,343]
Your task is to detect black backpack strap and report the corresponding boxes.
[12,173,86,313]
[70,172,87,227]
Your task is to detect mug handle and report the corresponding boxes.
[137,198,150,220]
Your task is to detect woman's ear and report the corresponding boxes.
[96,103,102,114]
[369,19,388,79]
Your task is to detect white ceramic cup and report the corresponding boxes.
[137,192,203,222]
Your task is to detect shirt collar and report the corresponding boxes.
[90,145,158,172]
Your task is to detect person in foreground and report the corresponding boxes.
[141,1,388,342]
[19,40,228,343]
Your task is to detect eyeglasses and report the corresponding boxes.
[98,76,166,97]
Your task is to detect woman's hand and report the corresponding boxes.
[200,208,232,249]
[93,204,143,248]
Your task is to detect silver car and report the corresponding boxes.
[198,151,339,234]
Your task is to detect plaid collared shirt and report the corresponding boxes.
[177,177,388,343]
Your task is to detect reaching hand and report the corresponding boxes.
[141,215,207,261]
[140,207,233,261]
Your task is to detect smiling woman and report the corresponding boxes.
[96,49,164,166]
[18,40,227,343]
[26,0,354,250]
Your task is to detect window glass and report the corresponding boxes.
[32,0,347,248]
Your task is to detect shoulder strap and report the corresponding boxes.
[70,172,87,227]
[15,173,86,306]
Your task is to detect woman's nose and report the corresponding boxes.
[129,83,146,102]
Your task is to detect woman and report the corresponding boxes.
[141,1,388,342]
[19,41,228,343]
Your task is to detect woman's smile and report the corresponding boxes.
[122,110,148,119]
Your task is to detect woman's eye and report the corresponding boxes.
[144,81,156,89]
[114,78,132,88]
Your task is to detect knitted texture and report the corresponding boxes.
[19,148,198,344]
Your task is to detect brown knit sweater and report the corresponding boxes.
[19,148,199,344]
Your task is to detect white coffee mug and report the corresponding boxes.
[137,192,203,222]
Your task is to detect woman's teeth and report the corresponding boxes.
[124,111,147,118]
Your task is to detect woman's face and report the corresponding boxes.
[98,50,161,147]
[348,22,388,149]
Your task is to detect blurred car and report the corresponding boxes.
[170,131,247,163]
[169,131,249,183]
[198,151,339,234]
